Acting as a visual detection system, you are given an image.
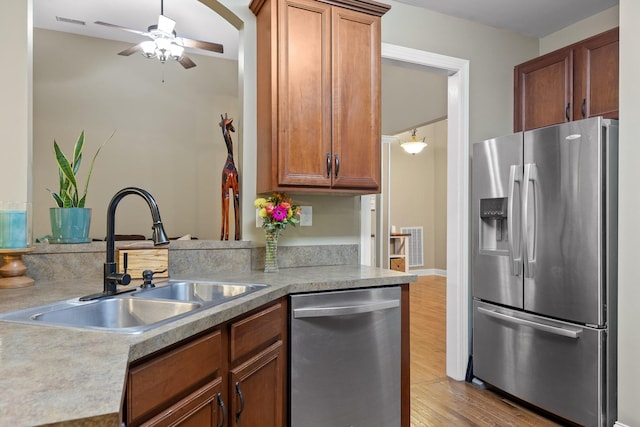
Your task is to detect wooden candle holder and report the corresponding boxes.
[0,247,35,288]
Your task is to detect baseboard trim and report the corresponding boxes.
[410,268,446,277]
[614,422,631,427]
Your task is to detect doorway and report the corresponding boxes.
[362,43,469,380]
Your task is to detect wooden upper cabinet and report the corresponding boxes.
[573,27,619,121]
[514,27,618,132]
[331,7,381,190]
[251,0,389,194]
[514,48,573,132]
[277,0,332,188]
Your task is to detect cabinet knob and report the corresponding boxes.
[581,98,586,118]
[565,102,571,121]
[334,154,340,178]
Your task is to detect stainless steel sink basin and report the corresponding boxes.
[0,297,202,334]
[0,280,268,334]
[130,280,268,303]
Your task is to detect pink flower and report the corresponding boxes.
[265,203,274,214]
[280,202,291,210]
[272,205,288,221]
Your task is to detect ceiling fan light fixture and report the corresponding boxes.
[95,0,224,69]
[155,37,172,51]
[169,44,184,60]
[141,40,156,57]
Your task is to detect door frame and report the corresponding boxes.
[375,43,470,380]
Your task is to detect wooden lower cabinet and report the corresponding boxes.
[141,379,225,427]
[229,342,284,427]
[123,300,286,427]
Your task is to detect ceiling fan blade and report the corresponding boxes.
[118,44,142,56]
[94,21,147,36]
[178,55,197,69]
[178,37,224,54]
[158,15,176,34]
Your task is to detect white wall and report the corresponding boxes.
[617,1,639,425]
[539,6,619,55]
[0,0,31,203]
[33,29,238,240]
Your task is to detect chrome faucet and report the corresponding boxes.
[80,187,169,301]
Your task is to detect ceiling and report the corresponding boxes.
[34,0,620,60]
[393,0,618,38]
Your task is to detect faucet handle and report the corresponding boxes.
[106,272,131,286]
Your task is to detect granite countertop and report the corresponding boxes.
[0,265,416,426]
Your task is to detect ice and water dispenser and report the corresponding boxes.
[478,197,509,253]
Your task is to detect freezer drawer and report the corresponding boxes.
[473,300,606,427]
[290,287,401,427]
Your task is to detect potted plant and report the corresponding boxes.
[48,130,113,243]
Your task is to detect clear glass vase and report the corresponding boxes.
[264,228,281,272]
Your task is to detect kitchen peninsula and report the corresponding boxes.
[0,248,414,426]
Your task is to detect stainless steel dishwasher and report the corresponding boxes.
[290,286,401,427]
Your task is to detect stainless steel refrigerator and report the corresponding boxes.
[471,117,618,427]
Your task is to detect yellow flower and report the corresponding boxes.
[258,208,268,218]
[287,208,293,218]
[254,198,267,208]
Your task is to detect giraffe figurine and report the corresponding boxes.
[219,113,241,240]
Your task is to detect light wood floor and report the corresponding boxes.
[410,276,566,426]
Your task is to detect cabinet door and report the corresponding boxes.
[573,28,619,121]
[229,342,284,427]
[514,48,573,132]
[126,330,223,426]
[332,7,381,190]
[278,0,332,187]
[141,378,226,427]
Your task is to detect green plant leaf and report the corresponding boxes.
[47,188,64,208]
[54,140,79,206]
[72,131,84,176]
[50,130,114,208]
[80,130,115,207]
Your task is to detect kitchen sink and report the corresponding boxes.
[0,297,202,334]
[0,281,269,334]
[130,280,269,303]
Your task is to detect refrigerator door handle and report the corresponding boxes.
[477,307,582,338]
[522,163,538,278]
[292,299,400,318]
[507,165,522,276]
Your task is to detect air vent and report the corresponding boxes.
[400,226,424,267]
[55,16,86,26]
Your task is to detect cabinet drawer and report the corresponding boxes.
[390,258,405,272]
[127,329,223,426]
[141,377,224,427]
[230,302,282,363]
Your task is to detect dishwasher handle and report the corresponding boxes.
[293,299,400,318]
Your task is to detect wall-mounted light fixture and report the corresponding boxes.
[401,129,427,155]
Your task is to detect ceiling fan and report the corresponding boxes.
[94,0,224,69]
